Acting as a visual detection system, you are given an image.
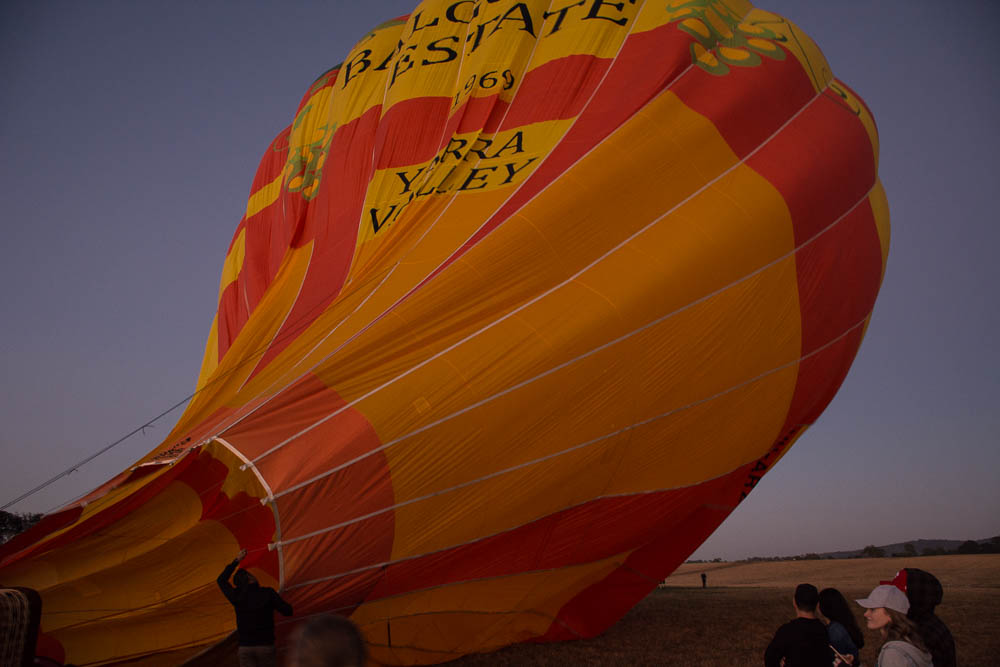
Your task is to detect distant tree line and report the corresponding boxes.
[0,510,43,544]
[689,554,834,563]
[921,538,1000,556]
[860,538,1000,558]
[737,553,831,563]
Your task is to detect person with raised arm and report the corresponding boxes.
[217,548,293,667]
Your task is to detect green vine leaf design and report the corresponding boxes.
[285,104,337,201]
[829,81,862,116]
[665,0,786,76]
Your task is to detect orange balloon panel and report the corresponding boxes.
[0,1,889,664]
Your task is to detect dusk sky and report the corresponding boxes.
[2,1,997,561]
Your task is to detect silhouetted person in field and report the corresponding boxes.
[883,567,956,667]
[286,614,367,667]
[701,572,707,588]
[218,549,293,667]
[764,583,832,667]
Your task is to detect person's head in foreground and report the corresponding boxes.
[856,584,932,665]
[793,583,819,615]
[286,614,367,667]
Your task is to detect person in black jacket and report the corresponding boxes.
[883,567,957,667]
[218,549,293,667]
[764,583,833,667]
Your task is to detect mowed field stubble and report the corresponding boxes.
[446,555,1000,666]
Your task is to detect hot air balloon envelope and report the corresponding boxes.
[0,1,888,664]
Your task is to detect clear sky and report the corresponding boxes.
[2,1,997,561]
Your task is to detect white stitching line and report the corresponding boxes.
[275,320,860,594]
[275,312,870,555]
[241,281,251,322]
[233,10,418,395]
[351,0,486,246]
[298,555,627,632]
[246,90,750,470]
[342,0,660,345]
[274,284,863,599]
[207,10,494,454]
[338,9,432,287]
[234,241,314,394]
[221,268,399,459]
[216,2,661,468]
[219,4,533,445]
[203,15,463,462]
[367,7,653,642]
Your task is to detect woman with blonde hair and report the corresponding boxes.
[856,585,933,667]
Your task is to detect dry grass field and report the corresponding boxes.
[446,554,1000,666]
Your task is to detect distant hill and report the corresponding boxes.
[821,538,969,559]
[809,535,1000,560]
[687,535,1000,563]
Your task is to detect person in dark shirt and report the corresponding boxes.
[217,549,293,667]
[764,583,833,667]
